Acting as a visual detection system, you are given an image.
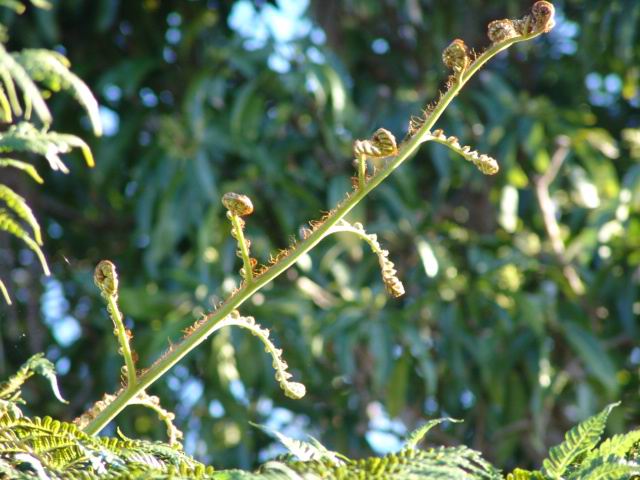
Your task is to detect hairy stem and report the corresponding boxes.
[107,294,137,387]
[82,28,545,436]
[357,153,367,189]
[230,213,253,284]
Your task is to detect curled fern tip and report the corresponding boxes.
[94,260,118,297]
[532,1,555,33]
[222,192,254,217]
[442,39,469,74]
[488,20,518,44]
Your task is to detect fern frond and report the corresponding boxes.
[0,410,215,478]
[263,444,502,479]
[403,418,461,449]
[567,455,640,480]
[0,208,49,275]
[0,83,11,122]
[94,260,138,387]
[0,44,51,124]
[252,423,345,465]
[213,312,306,399]
[506,468,545,479]
[0,184,42,244]
[0,121,94,171]
[541,402,620,479]
[426,129,499,175]
[327,220,405,297]
[0,353,66,406]
[14,49,102,136]
[0,158,43,183]
[0,62,21,116]
[591,430,640,460]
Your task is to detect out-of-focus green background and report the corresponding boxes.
[1,0,639,471]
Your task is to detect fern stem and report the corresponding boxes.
[357,153,366,189]
[82,29,544,436]
[230,213,253,284]
[107,295,137,388]
[327,221,380,252]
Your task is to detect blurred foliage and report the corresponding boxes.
[0,0,639,473]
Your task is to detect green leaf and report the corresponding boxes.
[0,184,42,244]
[385,352,410,417]
[0,84,12,121]
[0,122,94,171]
[14,49,102,136]
[591,430,640,459]
[506,468,544,480]
[541,403,620,479]
[567,455,640,480]
[251,423,345,465]
[0,158,43,183]
[563,322,619,396]
[0,43,51,124]
[403,418,462,449]
[0,208,49,275]
[27,354,67,404]
[0,353,66,404]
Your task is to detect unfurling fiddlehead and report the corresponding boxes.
[408,1,555,153]
[353,128,398,189]
[427,129,499,175]
[94,260,137,387]
[328,220,405,298]
[127,392,183,446]
[223,192,257,284]
[442,39,470,77]
[487,20,518,44]
[215,312,306,400]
